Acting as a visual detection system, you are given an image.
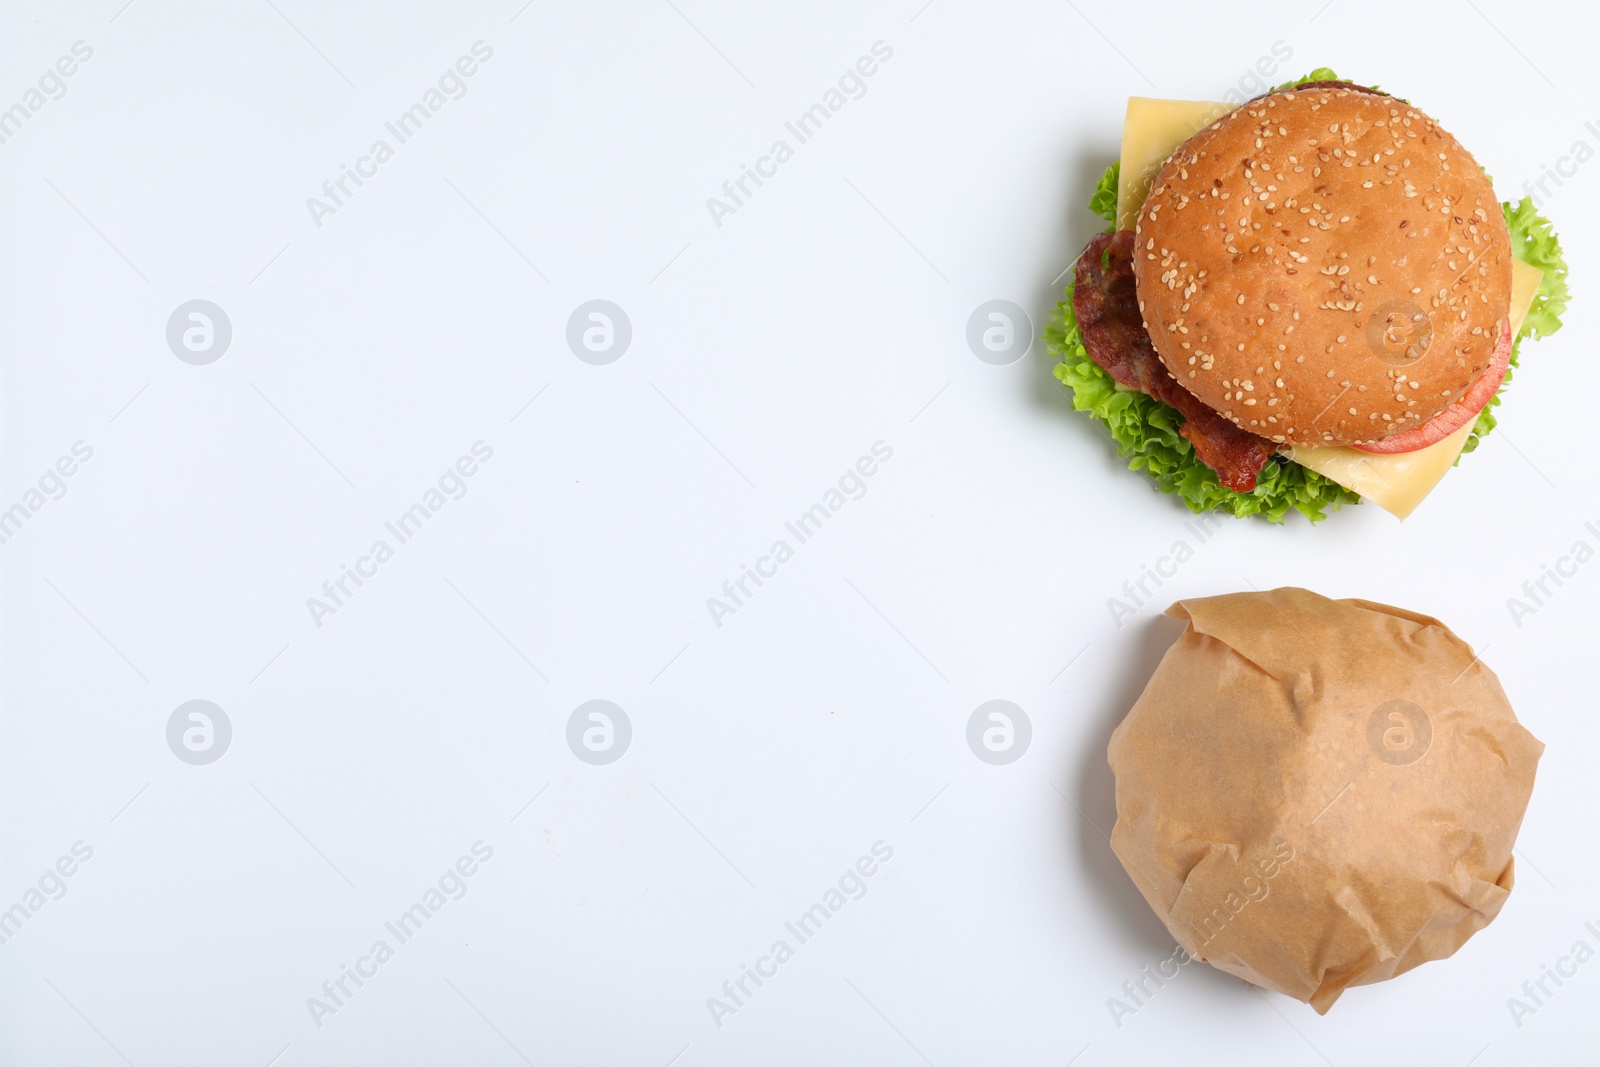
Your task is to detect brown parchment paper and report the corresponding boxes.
[1107,587,1542,1013]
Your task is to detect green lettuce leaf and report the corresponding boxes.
[1270,67,1392,99]
[1088,161,1119,231]
[1048,73,1568,520]
[1271,67,1340,92]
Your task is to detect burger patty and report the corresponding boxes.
[1073,231,1277,492]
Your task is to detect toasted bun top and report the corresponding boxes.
[1133,86,1512,447]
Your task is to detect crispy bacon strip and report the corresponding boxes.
[1072,231,1277,493]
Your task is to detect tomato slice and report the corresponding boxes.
[1353,318,1512,455]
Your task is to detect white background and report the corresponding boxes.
[1,1,1596,1064]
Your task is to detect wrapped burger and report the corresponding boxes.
[1107,587,1542,1012]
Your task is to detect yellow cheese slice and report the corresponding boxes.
[1508,256,1543,339]
[1116,97,1232,231]
[1118,96,1543,520]
[1283,423,1474,521]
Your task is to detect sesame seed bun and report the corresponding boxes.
[1133,86,1513,448]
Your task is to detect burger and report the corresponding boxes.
[1048,70,1568,521]
[1107,587,1542,1012]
